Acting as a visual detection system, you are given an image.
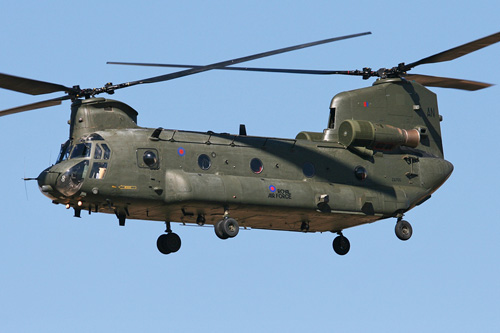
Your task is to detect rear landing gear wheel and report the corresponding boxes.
[214,218,239,240]
[157,232,182,254]
[395,220,412,241]
[332,234,350,255]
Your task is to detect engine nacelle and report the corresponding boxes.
[338,119,420,150]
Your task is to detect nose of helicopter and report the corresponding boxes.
[37,159,89,199]
[37,166,61,198]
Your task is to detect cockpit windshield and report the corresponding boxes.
[56,134,109,164]
[70,143,92,159]
[56,141,91,163]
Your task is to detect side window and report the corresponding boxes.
[198,154,211,170]
[143,150,158,168]
[90,162,108,179]
[303,162,315,178]
[94,144,103,159]
[57,140,72,163]
[354,166,367,180]
[137,148,159,169]
[102,144,111,160]
[250,158,263,174]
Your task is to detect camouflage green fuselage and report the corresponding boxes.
[38,78,453,233]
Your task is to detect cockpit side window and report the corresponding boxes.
[90,143,111,179]
[94,144,103,159]
[102,144,111,160]
[57,140,73,163]
[90,162,108,179]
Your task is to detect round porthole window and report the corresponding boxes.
[303,162,315,178]
[143,150,158,167]
[250,158,263,174]
[198,154,211,170]
[354,166,367,180]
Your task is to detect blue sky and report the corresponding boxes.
[1,1,499,332]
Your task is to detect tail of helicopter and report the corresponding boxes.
[325,78,444,158]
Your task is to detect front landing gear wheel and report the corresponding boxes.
[395,220,413,241]
[157,233,182,254]
[332,235,350,255]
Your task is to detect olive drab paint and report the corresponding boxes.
[38,78,453,245]
[2,31,499,255]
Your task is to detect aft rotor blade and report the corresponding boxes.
[405,31,500,70]
[0,96,70,117]
[106,32,371,91]
[107,62,350,75]
[0,73,76,95]
[405,73,493,91]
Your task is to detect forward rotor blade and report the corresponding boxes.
[0,96,70,117]
[107,62,348,75]
[405,73,493,91]
[106,32,371,91]
[0,73,76,95]
[405,31,500,70]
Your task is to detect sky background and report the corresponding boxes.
[1,1,499,332]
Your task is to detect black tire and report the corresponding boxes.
[165,233,182,252]
[395,220,413,241]
[214,220,229,240]
[157,233,182,254]
[157,234,172,254]
[222,218,239,238]
[332,235,350,255]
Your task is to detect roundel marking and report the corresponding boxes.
[178,147,186,156]
[269,185,276,192]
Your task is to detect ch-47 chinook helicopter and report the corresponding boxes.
[1,31,499,256]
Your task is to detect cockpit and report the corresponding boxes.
[43,133,112,198]
[57,133,110,163]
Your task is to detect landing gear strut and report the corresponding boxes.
[332,232,350,255]
[214,217,239,240]
[157,221,182,255]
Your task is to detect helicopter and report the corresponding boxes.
[1,31,499,256]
